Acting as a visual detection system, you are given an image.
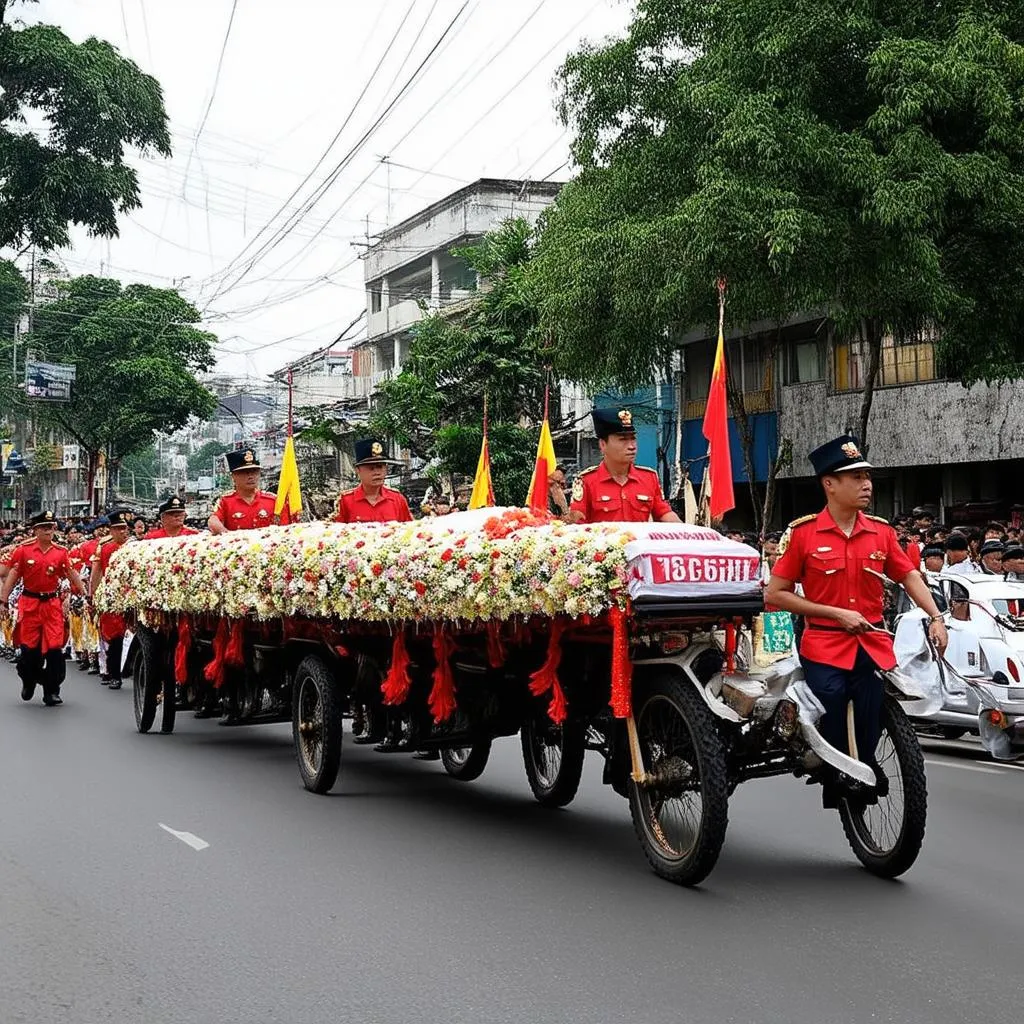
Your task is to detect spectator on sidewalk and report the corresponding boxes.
[980,540,1005,575]
[944,534,977,576]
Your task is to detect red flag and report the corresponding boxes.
[702,323,734,521]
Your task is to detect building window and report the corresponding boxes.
[369,288,382,314]
[833,328,941,392]
[785,338,825,384]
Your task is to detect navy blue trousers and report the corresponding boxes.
[800,645,884,762]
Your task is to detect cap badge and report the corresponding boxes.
[617,410,633,427]
[841,441,862,459]
[571,478,584,503]
[371,441,383,457]
[243,450,254,464]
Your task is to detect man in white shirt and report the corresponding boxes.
[944,534,979,576]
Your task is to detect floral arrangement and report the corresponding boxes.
[95,508,636,624]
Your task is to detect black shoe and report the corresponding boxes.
[42,694,63,707]
[412,750,440,761]
[20,681,35,702]
[77,660,89,672]
[194,705,220,719]
[87,664,100,675]
[108,678,123,690]
[373,734,406,753]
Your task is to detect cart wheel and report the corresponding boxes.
[628,671,729,886]
[839,697,927,879]
[133,628,160,734]
[160,667,177,734]
[292,654,343,794]
[440,742,491,781]
[520,715,586,807]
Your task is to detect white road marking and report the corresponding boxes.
[158,823,210,851]
[924,758,1002,776]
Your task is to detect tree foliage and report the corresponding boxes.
[370,218,553,506]
[0,0,171,251]
[0,258,28,413]
[535,0,1024,408]
[28,275,217,469]
[187,439,230,478]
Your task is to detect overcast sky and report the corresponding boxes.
[24,0,630,382]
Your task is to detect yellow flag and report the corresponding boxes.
[525,417,557,512]
[274,436,302,523]
[468,433,495,509]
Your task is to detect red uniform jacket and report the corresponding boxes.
[334,485,412,524]
[146,526,199,540]
[214,491,277,531]
[9,540,72,651]
[772,509,915,670]
[569,462,672,523]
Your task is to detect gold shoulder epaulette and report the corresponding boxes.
[579,465,599,476]
[865,514,891,524]
[635,465,658,474]
[340,487,357,497]
[787,514,816,529]
[96,536,113,546]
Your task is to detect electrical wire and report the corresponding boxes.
[191,0,240,153]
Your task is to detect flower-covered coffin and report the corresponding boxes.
[95,508,762,625]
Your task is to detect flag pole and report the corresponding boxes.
[287,368,294,438]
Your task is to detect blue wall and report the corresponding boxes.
[683,413,778,484]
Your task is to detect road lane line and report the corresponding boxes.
[924,758,1002,776]
[158,823,210,851]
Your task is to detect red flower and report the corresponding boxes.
[441,549,454,562]
[458,557,468,570]
[491,550,502,560]
[594,551,606,562]
[471,572,482,583]
[371,563,383,576]
[414,580,427,596]
[355,540,365,549]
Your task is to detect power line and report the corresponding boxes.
[203,1,475,306]
[200,0,421,296]
[191,0,240,153]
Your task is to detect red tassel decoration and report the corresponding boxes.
[381,630,412,706]
[225,619,246,668]
[203,617,230,689]
[528,621,568,725]
[174,615,191,685]
[486,621,505,669]
[429,629,457,724]
[609,604,633,719]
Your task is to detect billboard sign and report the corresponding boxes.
[62,444,80,469]
[24,360,76,401]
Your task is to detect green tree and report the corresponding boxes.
[371,218,551,506]
[0,0,171,251]
[28,275,217,505]
[535,0,1024,448]
[117,445,159,500]
[0,258,28,413]
[187,439,230,479]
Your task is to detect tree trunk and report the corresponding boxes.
[857,317,884,453]
[724,349,759,533]
[761,436,792,533]
[86,449,99,514]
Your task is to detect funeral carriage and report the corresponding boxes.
[98,508,931,885]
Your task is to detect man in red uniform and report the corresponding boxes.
[568,408,681,524]
[0,510,86,705]
[90,508,134,689]
[148,495,199,539]
[765,435,947,805]
[73,518,108,674]
[334,438,412,524]
[332,437,412,749]
[208,449,277,533]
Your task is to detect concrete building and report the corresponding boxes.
[357,178,563,386]
[679,315,1024,527]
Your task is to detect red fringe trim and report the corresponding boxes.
[381,630,412,706]
[225,619,246,668]
[528,621,568,725]
[486,621,505,669]
[203,617,230,689]
[429,629,457,724]
[609,604,633,719]
[174,616,191,685]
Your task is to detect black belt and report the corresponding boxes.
[22,590,59,601]
[807,621,884,632]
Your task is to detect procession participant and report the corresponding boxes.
[147,495,199,539]
[765,435,947,807]
[922,544,946,576]
[65,525,90,667]
[90,508,134,689]
[1002,545,1024,582]
[983,522,1006,542]
[568,409,681,524]
[0,511,86,706]
[77,518,108,675]
[979,540,1005,575]
[943,534,977,576]
[208,449,277,533]
[132,518,148,541]
[334,439,411,524]
[0,532,26,658]
[333,438,413,748]
[547,464,570,518]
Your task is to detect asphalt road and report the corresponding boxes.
[1,659,1022,1024]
